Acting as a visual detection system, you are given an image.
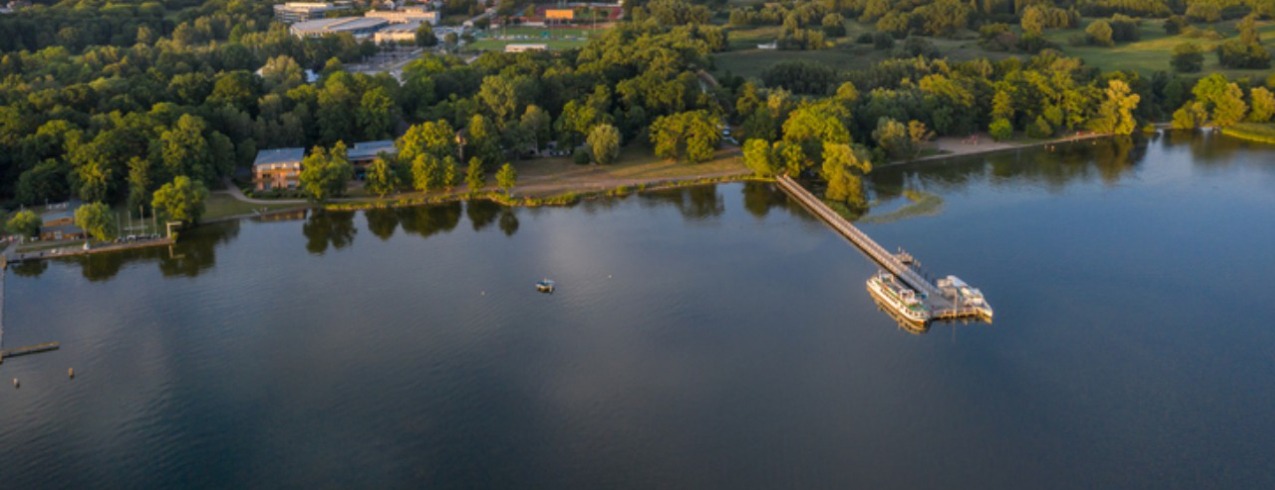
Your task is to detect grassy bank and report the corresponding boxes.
[1220,123,1275,145]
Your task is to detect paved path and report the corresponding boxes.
[220,178,307,205]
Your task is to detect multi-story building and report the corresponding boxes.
[373,21,424,45]
[290,17,390,39]
[254,148,305,191]
[273,2,352,24]
[364,6,439,25]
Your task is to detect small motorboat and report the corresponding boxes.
[536,279,555,293]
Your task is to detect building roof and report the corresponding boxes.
[39,200,81,225]
[291,16,388,35]
[254,147,306,167]
[348,140,398,161]
[376,20,423,34]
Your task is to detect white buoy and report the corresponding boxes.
[68,368,75,379]
[12,378,18,388]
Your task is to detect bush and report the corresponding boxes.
[856,32,874,44]
[872,31,895,50]
[1163,15,1187,35]
[1026,116,1053,139]
[572,148,591,165]
[989,118,1013,141]
[1171,43,1205,73]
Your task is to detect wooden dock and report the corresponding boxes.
[1,263,5,348]
[774,175,991,324]
[0,342,60,361]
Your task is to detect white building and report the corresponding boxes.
[290,17,390,39]
[505,43,548,53]
[365,6,439,25]
[373,21,425,45]
[273,2,352,24]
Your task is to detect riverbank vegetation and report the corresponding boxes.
[2,0,1274,238]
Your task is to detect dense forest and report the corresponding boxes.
[0,0,1272,225]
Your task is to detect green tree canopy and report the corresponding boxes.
[496,163,517,194]
[587,124,622,165]
[74,201,117,242]
[299,142,353,202]
[151,175,209,225]
[365,154,399,198]
[6,209,41,238]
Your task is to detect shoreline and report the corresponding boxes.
[884,130,1118,168]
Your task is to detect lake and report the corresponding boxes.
[2,132,1274,488]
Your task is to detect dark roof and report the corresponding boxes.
[254,147,306,167]
[40,201,82,225]
[41,223,84,235]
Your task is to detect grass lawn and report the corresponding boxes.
[508,144,748,194]
[203,192,304,221]
[466,25,603,52]
[715,17,1274,82]
[1044,18,1275,78]
[715,22,1009,80]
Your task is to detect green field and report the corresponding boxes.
[1045,19,1275,78]
[466,26,602,52]
[714,17,1275,81]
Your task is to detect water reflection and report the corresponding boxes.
[498,208,519,236]
[14,221,243,281]
[873,136,1149,194]
[303,210,357,254]
[466,200,501,232]
[397,202,461,239]
[365,208,399,241]
[639,185,725,221]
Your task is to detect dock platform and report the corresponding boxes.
[775,175,992,324]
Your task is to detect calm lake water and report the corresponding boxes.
[2,132,1274,488]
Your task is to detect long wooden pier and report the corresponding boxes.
[774,175,991,323]
[1,260,6,349]
[0,342,59,360]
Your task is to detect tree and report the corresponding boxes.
[820,142,870,210]
[496,163,517,194]
[299,143,353,202]
[519,105,553,152]
[1172,102,1209,129]
[1248,87,1275,123]
[650,111,721,164]
[872,118,913,160]
[1194,75,1248,127]
[411,154,440,192]
[399,120,458,163]
[989,118,1013,141]
[1090,80,1141,135]
[416,23,438,47]
[442,156,459,191]
[1086,20,1114,47]
[1171,43,1204,73]
[742,139,776,177]
[365,155,399,198]
[160,114,214,183]
[465,157,486,194]
[587,124,622,165]
[151,175,209,225]
[357,87,397,140]
[74,202,116,242]
[6,209,41,239]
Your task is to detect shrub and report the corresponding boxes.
[1171,42,1205,73]
[989,118,1013,141]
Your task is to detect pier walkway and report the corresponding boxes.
[774,175,990,323]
